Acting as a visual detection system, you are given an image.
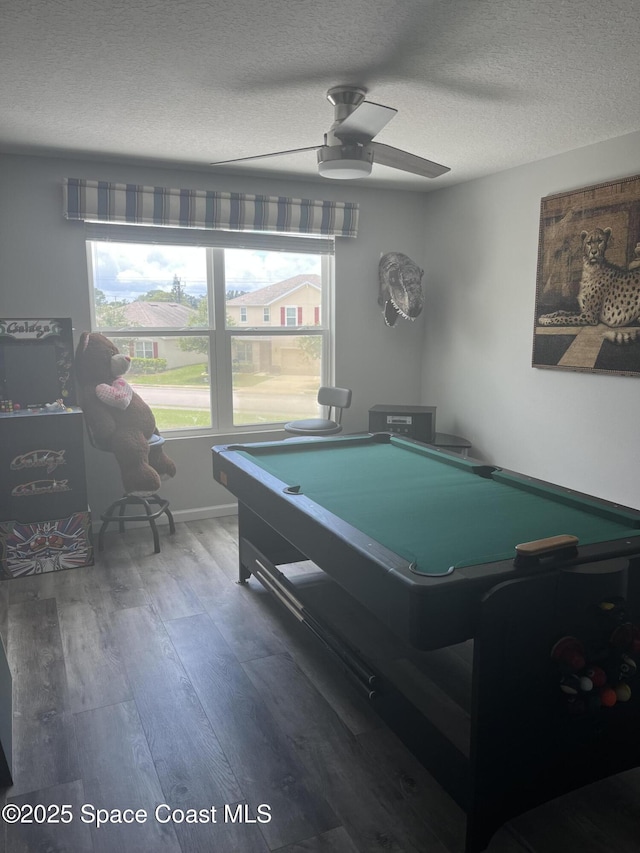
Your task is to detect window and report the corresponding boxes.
[134,340,156,359]
[283,306,300,327]
[87,233,333,434]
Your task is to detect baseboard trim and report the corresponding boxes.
[91,503,238,532]
[171,504,239,523]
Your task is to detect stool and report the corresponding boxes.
[284,386,352,436]
[98,493,175,553]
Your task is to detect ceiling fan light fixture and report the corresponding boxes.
[211,87,449,181]
[317,145,373,179]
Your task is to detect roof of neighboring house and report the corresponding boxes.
[227,274,321,307]
[123,301,197,327]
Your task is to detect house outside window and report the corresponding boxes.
[88,235,333,433]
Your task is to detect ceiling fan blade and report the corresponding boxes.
[371,142,450,178]
[211,145,320,166]
[334,101,397,142]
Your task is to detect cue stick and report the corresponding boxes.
[252,559,379,698]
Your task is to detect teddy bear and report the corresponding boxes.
[74,332,176,495]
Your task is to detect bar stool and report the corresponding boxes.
[284,386,352,436]
[95,434,175,553]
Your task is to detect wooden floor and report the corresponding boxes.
[1,517,640,853]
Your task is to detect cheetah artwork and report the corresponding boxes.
[539,227,640,344]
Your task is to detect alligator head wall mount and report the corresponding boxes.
[378,252,424,327]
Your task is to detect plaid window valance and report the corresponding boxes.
[63,178,359,238]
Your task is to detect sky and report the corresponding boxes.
[91,242,321,303]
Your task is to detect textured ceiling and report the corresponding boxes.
[2,0,640,191]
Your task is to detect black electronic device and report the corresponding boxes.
[0,318,76,408]
[369,405,436,443]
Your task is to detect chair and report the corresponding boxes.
[90,432,175,553]
[284,386,352,437]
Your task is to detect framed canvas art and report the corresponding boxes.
[532,174,640,376]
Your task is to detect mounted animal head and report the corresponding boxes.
[378,252,424,327]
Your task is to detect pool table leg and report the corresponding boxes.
[237,503,307,583]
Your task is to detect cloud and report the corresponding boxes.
[92,242,322,301]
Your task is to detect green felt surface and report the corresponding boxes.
[239,437,640,576]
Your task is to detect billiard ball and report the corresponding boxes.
[551,636,586,672]
[560,674,581,695]
[614,682,632,702]
[599,686,617,707]
[585,666,607,688]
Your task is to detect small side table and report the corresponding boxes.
[431,432,472,458]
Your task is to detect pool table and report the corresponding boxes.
[212,433,640,851]
[213,432,640,649]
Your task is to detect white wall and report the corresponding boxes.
[0,152,428,519]
[421,129,640,509]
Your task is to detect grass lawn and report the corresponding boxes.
[131,364,208,385]
[153,407,293,430]
[132,364,271,388]
[153,408,211,430]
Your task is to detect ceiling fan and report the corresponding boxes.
[211,86,450,180]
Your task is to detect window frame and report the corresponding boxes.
[85,227,335,437]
